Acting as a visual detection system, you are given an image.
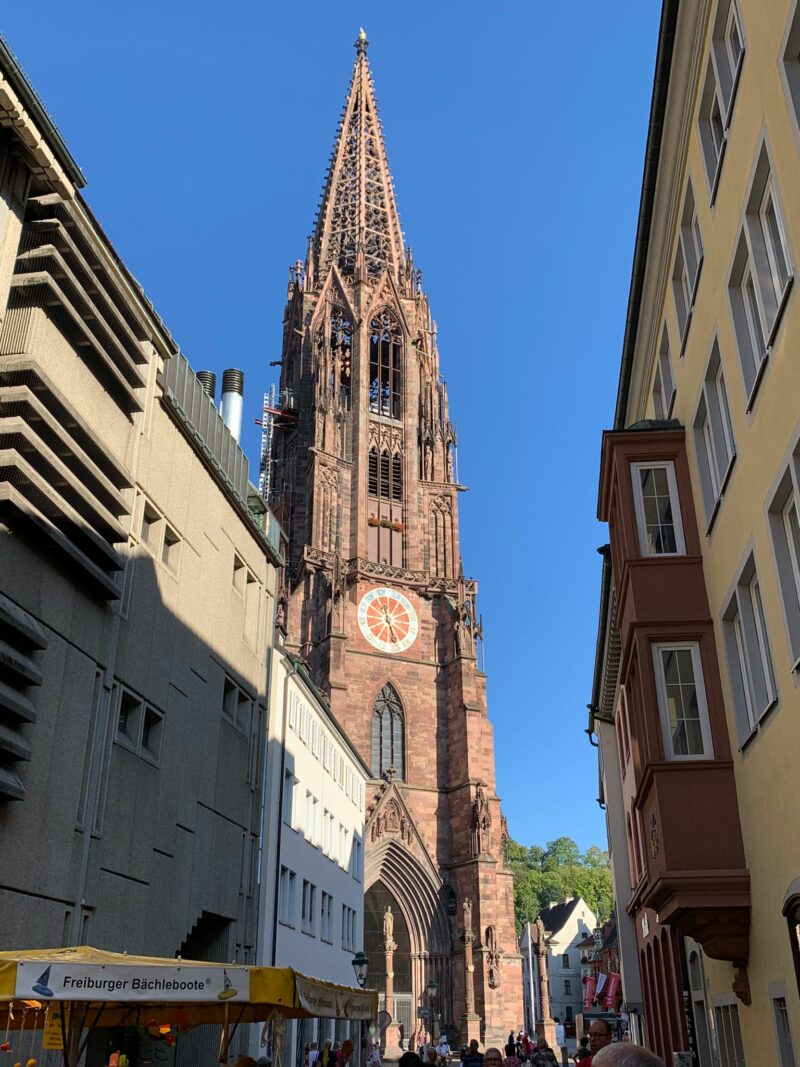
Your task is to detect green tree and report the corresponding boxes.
[507,835,614,933]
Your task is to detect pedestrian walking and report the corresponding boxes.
[462,1039,484,1067]
[505,1033,516,1060]
[530,1037,557,1067]
[572,1037,591,1063]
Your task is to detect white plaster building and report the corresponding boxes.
[536,898,597,1029]
[258,648,369,1061]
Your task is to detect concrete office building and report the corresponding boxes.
[258,649,368,1061]
[0,32,282,1054]
[591,1,800,1062]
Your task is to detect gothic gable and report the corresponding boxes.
[363,267,412,337]
[309,264,357,333]
[365,777,439,885]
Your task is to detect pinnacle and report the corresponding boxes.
[311,35,405,284]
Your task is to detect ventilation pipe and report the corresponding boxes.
[196,370,216,401]
[220,368,244,442]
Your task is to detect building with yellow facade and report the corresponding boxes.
[591,1,800,1063]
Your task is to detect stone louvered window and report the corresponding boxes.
[371,683,404,779]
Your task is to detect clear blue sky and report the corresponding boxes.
[2,2,660,852]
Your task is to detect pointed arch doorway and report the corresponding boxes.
[365,882,413,1045]
[364,830,454,1047]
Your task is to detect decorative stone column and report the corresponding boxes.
[534,918,557,1048]
[461,899,481,1046]
[383,907,403,1057]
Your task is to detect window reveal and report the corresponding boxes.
[369,310,402,419]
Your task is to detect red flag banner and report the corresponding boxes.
[604,972,621,1011]
[583,976,596,1010]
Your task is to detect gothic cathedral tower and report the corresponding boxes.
[271,32,522,1045]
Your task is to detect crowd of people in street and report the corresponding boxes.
[280,1019,665,1067]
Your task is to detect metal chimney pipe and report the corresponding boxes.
[196,370,216,401]
[220,368,244,442]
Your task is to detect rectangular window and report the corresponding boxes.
[773,994,797,1067]
[693,343,736,525]
[233,553,246,594]
[699,61,727,195]
[141,503,161,552]
[321,892,334,943]
[723,556,777,744]
[564,980,572,995]
[729,146,793,407]
[140,705,163,761]
[116,687,164,765]
[341,905,356,951]
[283,771,295,827]
[279,867,296,927]
[673,181,703,347]
[652,328,676,419]
[714,1000,746,1067]
[769,459,800,668]
[631,462,685,556]
[118,689,142,745]
[161,525,181,572]
[301,880,316,936]
[652,643,714,760]
[760,182,791,305]
[323,808,331,855]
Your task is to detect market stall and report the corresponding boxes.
[0,946,377,1067]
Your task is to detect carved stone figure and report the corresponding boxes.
[383,905,394,940]
[486,925,501,989]
[471,782,492,856]
[463,897,473,933]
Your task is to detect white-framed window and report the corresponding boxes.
[562,953,570,970]
[564,979,572,995]
[339,824,350,869]
[341,905,356,951]
[282,770,295,827]
[699,1,744,198]
[301,879,316,936]
[652,327,676,420]
[279,866,296,927]
[713,996,746,1067]
[693,342,736,525]
[305,791,319,845]
[652,643,714,760]
[350,836,363,882]
[631,462,686,556]
[323,807,332,855]
[769,454,800,669]
[673,181,703,347]
[723,556,777,744]
[729,147,793,407]
[321,892,334,944]
[770,983,797,1067]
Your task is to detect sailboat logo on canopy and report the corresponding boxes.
[32,967,53,998]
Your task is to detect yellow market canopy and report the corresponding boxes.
[0,946,377,1065]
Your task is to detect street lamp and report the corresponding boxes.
[352,953,370,1067]
[352,951,369,988]
[426,978,438,1043]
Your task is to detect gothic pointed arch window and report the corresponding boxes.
[371,683,404,779]
[369,310,402,419]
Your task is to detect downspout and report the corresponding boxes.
[254,595,277,965]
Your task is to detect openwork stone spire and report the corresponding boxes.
[312,30,405,282]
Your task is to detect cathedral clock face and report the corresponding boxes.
[357,587,419,654]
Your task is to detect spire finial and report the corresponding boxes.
[355,28,368,54]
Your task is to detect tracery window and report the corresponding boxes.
[369,310,402,419]
[371,683,404,779]
[331,306,352,402]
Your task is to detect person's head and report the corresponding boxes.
[588,1019,613,1055]
[469,1041,480,1054]
[333,1044,341,1052]
[398,1052,423,1067]
[324,1042,332,1051]
[536,1037,548,1051]
[579,1037,589,1049]
[484,1049,503,1067]
[426,1050,438,1063]
[591,1046,665,1067]
[233,1058,257,1067]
